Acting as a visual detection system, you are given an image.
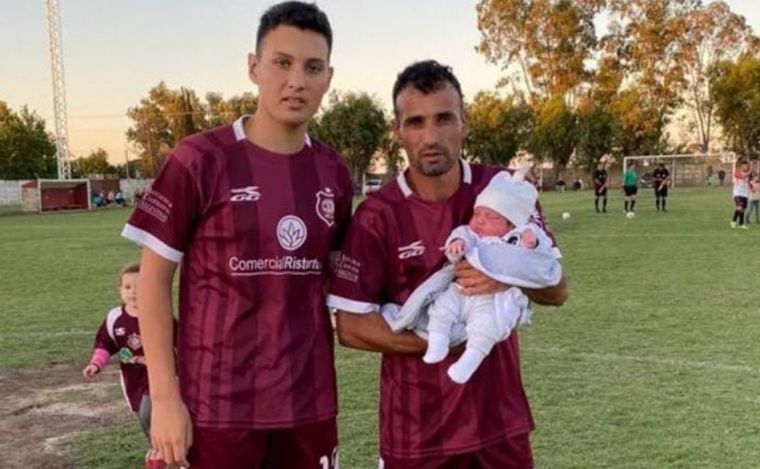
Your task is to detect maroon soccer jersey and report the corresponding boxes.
[93,306,149,413]
[122,117,353,429]
[328,160,557,459]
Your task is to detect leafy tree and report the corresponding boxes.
[465,91,534,166]
[711,56,760,158]
[476,0,602,101]
[310,91,388,189]
[530,95,578,177]
[0,101,57,179]
[127,83,258,176]
[680,1,760,152]
[576,104,619,170]
[71,148,117,177]
[604,0,697,154]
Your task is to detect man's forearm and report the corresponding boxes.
[522,274,568,306]
[138,248,180,401]
[335,311,427,355]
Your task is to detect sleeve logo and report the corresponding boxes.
[277,215,308,251]
[398,240,425,259]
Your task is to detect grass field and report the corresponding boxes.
[1,187,759,468]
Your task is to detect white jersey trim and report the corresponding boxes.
[121,224,184,263]
[233,115,311,147]
[396,159,472,198]
[326,294,379,314]
[105,306,122,343]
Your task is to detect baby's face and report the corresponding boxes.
[469,207,513,237]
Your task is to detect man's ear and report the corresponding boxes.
[248,53,260,85]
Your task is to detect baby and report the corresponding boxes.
[423,170,555,383]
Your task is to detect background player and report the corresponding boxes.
[593,161,609,213]
[623,160,638,214]
[652,162,670,212]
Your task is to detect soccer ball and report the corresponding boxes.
[561,212,571,220]
[626,211,636,219]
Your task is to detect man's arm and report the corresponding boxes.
[138,247,192,467]
[335,311,428,354]
[455,261,568,306]
[521,274,568,306]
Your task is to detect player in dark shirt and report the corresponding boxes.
[652,163,670,212]
[592,162,609,213]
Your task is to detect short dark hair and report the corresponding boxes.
[256,2,332,56]
[392,60,464,116]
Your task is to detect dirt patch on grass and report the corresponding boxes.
[0,364,134,469]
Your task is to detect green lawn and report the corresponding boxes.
[1,187,758,468]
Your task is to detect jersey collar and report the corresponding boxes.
[396,158,472,198]
[233,115,312,147]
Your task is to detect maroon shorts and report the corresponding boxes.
[735,196,749,210]
[187,418,338,469]
[380,433,533,469]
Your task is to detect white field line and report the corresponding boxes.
[0,330,91,340]
[526,346,760,375]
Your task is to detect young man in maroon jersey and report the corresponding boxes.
[121,2,352,468]
[328,60,568,469]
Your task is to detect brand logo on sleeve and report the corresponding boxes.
[277,215,308,251]
[316,188,335,227]
[230,186,261,202]
[398,240,425,259]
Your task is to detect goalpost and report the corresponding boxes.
[622,153,735,188]
[21,178,91,213]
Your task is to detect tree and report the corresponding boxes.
[465,91,534,166]
[310,91,388,189]
[476,0,602,102]
[680,1,760,152]
[127,83,260,176]
[0,101,57,179]
[576,104,619,170]
[71,148,117,177]
[530,96,578,178]
[604,0,698,154]
[711,56,760,158]
[206,92,258,128]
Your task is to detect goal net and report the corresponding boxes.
[622,153,735,188]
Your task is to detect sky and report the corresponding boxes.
[2,0,759,164]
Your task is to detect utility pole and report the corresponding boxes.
[45,0,71,179]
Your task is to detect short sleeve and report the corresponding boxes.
[327,205,388,314]
[121,150,201,262]
[93,319,118,355]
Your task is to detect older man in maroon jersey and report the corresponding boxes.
[328,60,568,469]
[122,3,352,468]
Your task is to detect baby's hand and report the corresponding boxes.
[82,364,100,379]
[521,228,537,249]
[446,239,466,259]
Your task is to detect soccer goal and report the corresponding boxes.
[21,178,91,213]
[622,153,735,188]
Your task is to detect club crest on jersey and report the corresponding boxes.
[127,333,142,350]
[398,240,425,259]
[230,186,261,202]
[315,188,335,227]
[277,215,308,251]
